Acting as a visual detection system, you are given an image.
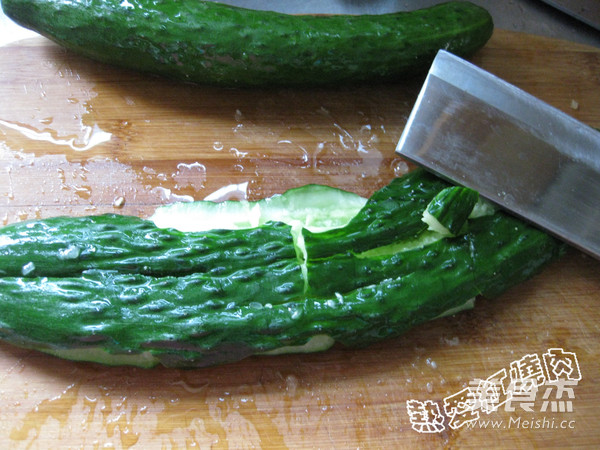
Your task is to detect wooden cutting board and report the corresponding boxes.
[0,29,598,449]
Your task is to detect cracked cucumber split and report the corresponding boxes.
[1,0,494,86]
[0,170,564,368]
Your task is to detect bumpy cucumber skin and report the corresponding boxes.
[0,212,562,368]
[426,186,480,235]
[0,170,565,368]
[306,213,562,304]
[1,0,494,86]
[0,214,296,277]
[0,264,305,367]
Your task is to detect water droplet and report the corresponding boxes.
[21,262,35,276]
[73,185,92,199]
[285,374,299,397]
[113,196,125,208]
[443,336,460,346]
[230,147,248,158]
[172,161,206,192]
[58,244,80,260]
[393,160,410,177]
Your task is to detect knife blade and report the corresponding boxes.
[539,0,600,31]
[396,50,600,259]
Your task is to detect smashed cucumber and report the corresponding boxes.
[423,186,481,236]
[0,215,298,278]
[0,170,564,368]
[150,182,368,233]
[1,0,494,86]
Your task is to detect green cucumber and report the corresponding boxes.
[0,214,298,277]
[0,170,565,368]
[1,0,494,86]
[423,186,480,236]
[303,170,450,258]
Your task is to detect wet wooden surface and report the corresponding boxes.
[0,29,599,448]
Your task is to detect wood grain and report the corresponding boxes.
[0,29,599,448]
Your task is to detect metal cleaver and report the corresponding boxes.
[396,50,600,259]
[539,0,600,31]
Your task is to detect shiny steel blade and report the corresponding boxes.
[396,50,600,259]
[539,0,600,31]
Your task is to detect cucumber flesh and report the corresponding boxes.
[260,334,335,356]
[45,347,159,369]
[150,184,368,233]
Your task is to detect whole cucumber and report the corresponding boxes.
[1,0,494,86]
